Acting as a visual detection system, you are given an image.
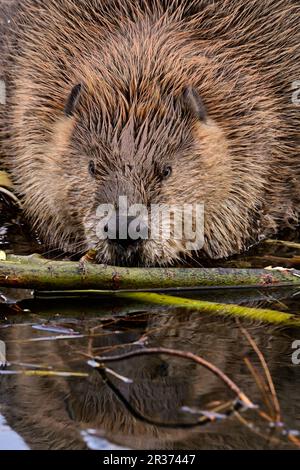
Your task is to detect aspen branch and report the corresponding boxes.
[0,254,300,292]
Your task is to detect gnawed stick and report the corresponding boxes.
[0,254,300,291]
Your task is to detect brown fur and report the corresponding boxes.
[0,0,299,265]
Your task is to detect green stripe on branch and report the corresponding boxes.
[116,292,300,326]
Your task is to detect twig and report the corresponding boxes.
[243,357,275,420]
[238,322,281,422]
[96,366,245,429]
[234,411,281,447]
[264,239,300,251]
[0,369,88,377]
[93,347,255,408]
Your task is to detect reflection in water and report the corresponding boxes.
[0,298,299,450]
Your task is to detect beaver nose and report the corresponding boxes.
[115,215,137,248]
[110,213,148,249]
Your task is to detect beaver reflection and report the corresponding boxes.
[1,306,299,450]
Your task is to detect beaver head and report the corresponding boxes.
[4,2,289,266]
[45,70,238,266]
[14,56,276,267]
[58,80,220,266]
[49,59,275,266]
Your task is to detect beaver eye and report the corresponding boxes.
[162,166,172,180]
[89,160,96,177]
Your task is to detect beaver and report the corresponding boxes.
[0,0,299,266]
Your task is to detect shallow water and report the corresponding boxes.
[0,197,300,450]
[1,294,300,450]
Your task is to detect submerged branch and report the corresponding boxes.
[92,347,300,447]
[96,365,246,430]
[116,292,300,326]
[93,346,254,407]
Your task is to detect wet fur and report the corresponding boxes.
[0,0,299,265]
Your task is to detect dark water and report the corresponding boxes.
[0,198,300,450]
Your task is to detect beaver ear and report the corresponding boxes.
[64,83,82,117]
[183,86,207,123]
